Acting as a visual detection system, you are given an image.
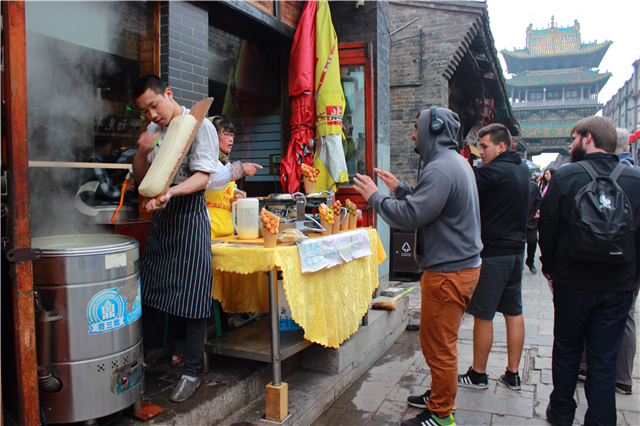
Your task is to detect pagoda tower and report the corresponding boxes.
[502,18,612,158]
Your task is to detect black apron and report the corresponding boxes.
[141,190,213,318]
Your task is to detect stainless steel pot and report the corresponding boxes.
[32,234,143,424]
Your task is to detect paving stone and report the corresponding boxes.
[370,400,407,424]
[455,387,534,417]
[535,357,552,370]
[495,382,536,395]
[491,414,550,425]
[312,407,347,426]
[454,408,491,425]
[333,378,395,412]
[615,392,640,412]
[386,372,429,402]
[536,383,553,401]
[334,409,373,425]
[622,410,640,425]
[537,346,553,357]
[541,369,553,384]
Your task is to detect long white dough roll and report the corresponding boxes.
[138,114,197,198]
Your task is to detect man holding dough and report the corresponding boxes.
[132,74,218,403]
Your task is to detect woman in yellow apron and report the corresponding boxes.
[205,117,262,238]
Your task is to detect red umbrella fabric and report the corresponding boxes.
[280,0,317,193]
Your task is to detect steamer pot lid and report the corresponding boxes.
[32,234,139,257]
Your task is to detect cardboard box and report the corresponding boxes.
[277,280,302,331]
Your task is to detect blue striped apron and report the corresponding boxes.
[141,190,213,318]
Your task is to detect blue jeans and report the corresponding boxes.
[548,284,632,426]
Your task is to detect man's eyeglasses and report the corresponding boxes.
[220,133,235,138]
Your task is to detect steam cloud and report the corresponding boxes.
[26,2,144,239]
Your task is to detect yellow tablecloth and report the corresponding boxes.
[211,228,386,348]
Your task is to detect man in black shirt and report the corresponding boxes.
[539,116,640,426]
[458,124,530,392]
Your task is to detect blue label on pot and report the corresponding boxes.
[87,280,142,334]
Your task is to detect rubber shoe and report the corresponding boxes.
[499,369,521,391]
[401,409,455,426]
[171,350,185,368]
[528,264,537,274]
[407,389,431,408]
[615,383,632,395]
[578,369,587,382]
[169,376,201,403]
[458,366,488,389]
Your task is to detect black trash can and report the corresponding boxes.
[390,228,422,281]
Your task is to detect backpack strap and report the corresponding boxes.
[576,161,598,181]
[609,163,627,183]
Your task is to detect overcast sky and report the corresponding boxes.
[485,0,640,104]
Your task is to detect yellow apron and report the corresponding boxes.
[206,181,235,238]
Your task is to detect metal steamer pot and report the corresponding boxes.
[32,234,143,424]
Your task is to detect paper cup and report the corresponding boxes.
[332,214,340,234]
[262,226,277,248]
[303,177,316,194]
[348,214,357,230]
[320,217,331,236]
[340,211,349,230]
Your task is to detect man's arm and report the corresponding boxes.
[473,165,498,193]
[145,171,210,211]
[538,178,562,275]
[132,130,159,183]
[356,169,452,231]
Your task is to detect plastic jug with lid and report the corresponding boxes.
[231,198,259,239]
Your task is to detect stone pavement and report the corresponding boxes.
[312,257,640,426]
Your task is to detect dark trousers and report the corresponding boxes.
[525,228,537,266]
[549,284,632,426]
[183,317,207,378]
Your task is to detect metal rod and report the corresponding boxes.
[268,269,281,385]
[29,161,133,169]
[390,17,418,36]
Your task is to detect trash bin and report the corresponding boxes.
[390,228,422,281]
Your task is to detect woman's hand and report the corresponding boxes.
[242,162,263,177]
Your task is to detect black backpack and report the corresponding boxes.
[567,161,635,264]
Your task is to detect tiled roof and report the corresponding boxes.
[502,41,611,59]
[501,20,612,59]
[520,122,576,138]
[506,69,611,87]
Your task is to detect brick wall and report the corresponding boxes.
[389,1,482,185]
[160,1,209,108]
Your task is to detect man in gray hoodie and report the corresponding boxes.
[353,107,482,426]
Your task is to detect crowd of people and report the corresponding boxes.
[353,109,640,426]
[130,75,638,424]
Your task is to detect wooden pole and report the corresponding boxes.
[3,2,40,424]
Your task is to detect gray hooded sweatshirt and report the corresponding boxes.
[369,108,483,272]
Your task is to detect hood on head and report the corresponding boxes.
[416,107,461,163]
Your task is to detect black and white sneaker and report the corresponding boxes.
[499,369,521,391]
[407,389,431,408]
[457,366,488,389]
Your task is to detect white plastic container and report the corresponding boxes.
[231,198,259,239]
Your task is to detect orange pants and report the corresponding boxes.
[420,266,480,417]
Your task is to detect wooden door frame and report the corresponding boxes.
[336,42,375,227]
